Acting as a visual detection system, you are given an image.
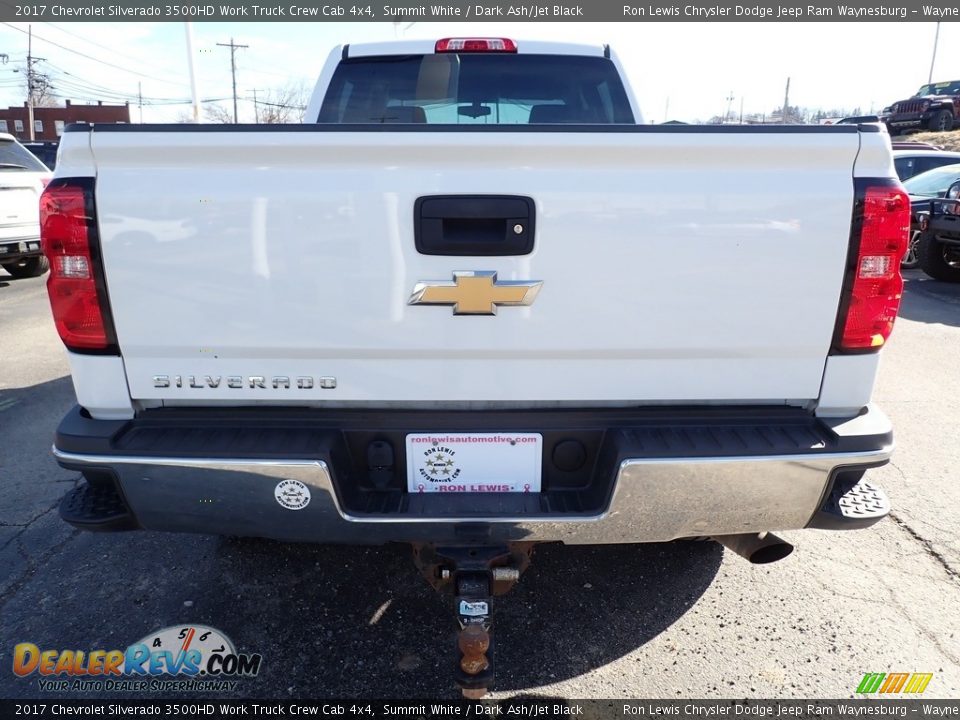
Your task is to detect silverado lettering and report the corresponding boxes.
[151,375,337,390]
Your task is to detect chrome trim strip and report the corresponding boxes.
[53,447,330,471]
[52,445,893,530]
[618,446,894,470]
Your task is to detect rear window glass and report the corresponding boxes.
[318,54,634,125]
[0,140,49,171]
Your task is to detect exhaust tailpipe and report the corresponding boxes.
[714,532,794,564]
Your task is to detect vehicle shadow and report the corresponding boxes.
[0,377,721,700]
[898,271,960,327]
[206,536,722,697]
[0,522,719,700]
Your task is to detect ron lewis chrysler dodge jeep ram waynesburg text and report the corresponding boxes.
[41,38,909,696]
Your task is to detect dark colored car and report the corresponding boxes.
[21,141,57,169]
[881,80,960,134]
[902,163,960,279]
[914,198,960,283]
[893,150,960,182]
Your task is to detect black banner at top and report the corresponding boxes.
[1,699,960,719]
[0,0,957,22]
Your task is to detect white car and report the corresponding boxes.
[0,133,52,278]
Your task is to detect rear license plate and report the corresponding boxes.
[406,433,542,494]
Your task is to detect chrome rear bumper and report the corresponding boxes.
[52,404,893,545]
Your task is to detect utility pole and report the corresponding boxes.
[23,26,47,141]
[739,96,744,125]
[782,77,791,124]
[137,81,143,123]
[725,91,735,122]
[184,22,200,122]
[27,25,34,141]
[216,37,248,123]
[253,88,259,123]
[928,22,941,84]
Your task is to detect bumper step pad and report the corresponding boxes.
[809,475,891,530]
[59,481,138,532]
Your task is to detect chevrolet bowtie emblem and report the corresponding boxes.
[408,271,543,315]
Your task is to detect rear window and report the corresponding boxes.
[0,139,49,171]
[318,54,634,125]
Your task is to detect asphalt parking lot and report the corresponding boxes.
[1,268,958,700]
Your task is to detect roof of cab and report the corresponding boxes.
[344,39,607,59]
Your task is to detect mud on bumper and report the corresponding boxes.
[52,405,894,545]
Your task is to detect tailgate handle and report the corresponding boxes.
[415,195,535,256]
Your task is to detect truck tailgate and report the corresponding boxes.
[88,128,860,405]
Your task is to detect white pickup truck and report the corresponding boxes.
[43,38,909,694]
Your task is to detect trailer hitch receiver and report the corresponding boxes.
[412,542,534,698]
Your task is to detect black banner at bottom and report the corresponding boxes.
[1,699,959,720]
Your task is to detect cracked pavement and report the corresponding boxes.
[0,268,957,700]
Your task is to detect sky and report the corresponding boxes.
[0,21,956,124]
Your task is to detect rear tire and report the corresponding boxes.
[927,110,954,132]
[1,256,49,278]
[918,232,960,282]
[901,230,921,269]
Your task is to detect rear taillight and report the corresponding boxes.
[40,179,116,353]
[435,38,517,53]
[837,182,910,351]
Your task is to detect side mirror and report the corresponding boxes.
[947,181,960,200]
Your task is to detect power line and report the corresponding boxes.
[216,38,248,123]
[249,97,307,110]
[41,21,188,87]
[38,59,191,103]
[0,21,189,87]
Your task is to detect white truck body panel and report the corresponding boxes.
[65,353,134,420]
[75,129,867,408]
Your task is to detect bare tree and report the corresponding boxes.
[203,103,234,124]
[255,81,310,124]
[21,67,57,107]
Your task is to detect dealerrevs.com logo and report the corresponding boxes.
[13,625,262,692]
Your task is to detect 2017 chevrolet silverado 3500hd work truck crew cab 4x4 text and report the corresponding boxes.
[42,39,909,695]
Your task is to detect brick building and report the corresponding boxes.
[0,100,130,142]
